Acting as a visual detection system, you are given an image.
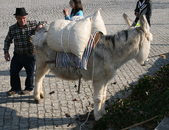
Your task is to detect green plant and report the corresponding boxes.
[93,64,169,130]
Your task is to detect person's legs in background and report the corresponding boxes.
[8,53,23,96]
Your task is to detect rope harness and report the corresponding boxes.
[135,27,149,49]
[136,27,168,59]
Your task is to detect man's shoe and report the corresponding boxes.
[21,90,32,95]
[7,90,19,96]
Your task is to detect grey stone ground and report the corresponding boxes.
[0,0,169,130]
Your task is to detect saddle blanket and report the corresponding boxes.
[55,31,100,70]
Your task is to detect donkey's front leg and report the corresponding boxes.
[34,63,49,104]
[100,84,107,115]
[93,81,106,121]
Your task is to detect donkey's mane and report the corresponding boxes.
[102,29,129,50]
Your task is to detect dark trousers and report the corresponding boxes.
[134,16,139,24]
[10,52,35,91]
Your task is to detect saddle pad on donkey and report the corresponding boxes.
[55,31,102,70]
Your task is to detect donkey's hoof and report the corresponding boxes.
[94,113,102,121]
[34,99,40,104]
[40,94,44,99]
[142,58,149,66]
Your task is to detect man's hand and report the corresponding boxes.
[135,12,139,16]
[36,24,43,32]
[5,53,10,61]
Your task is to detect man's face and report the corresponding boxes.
[15,15,27,27]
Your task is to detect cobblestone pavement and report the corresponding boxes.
[0,0,169,130]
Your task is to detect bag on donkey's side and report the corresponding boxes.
[47,17,92,60]
[70,8,107,35]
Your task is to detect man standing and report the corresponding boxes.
[4,7,46,96]
[132,0,152,27]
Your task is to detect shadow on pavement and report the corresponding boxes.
[0,92,95,129]
[0,106,92,129]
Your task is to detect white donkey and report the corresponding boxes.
[33,15,152,121]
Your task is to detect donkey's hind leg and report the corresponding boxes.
[34,61,49,104]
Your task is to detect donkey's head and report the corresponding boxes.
[134,15,153,65]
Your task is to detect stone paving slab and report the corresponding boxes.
[0,0,169,130]
[155,117,169,130]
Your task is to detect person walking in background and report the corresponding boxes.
[132,0,152,27]
[63,0,83,20]
[4,7,46,96]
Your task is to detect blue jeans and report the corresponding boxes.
[10,52,35,91]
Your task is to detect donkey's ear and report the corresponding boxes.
[140,15,150,34]
[123,13,132,27]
